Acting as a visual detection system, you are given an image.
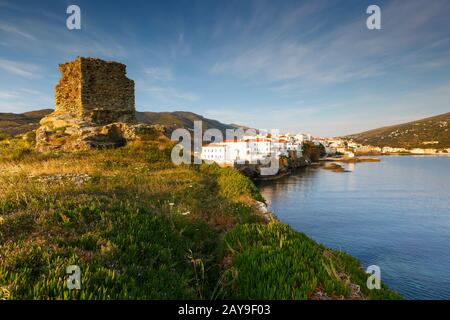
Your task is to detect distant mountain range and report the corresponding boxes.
[0,109,247,135]
[345,112,450,149]
[0,109,53,135]
[136,111,249,132]
[4,109,449,149]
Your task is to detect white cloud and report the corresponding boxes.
[0,58,42,79]
[0,22,36,40]
[141,85,198,104]
[203,102,335,131]
[0,10,129,59]
[203,81,450,137]
[0,90,19,100]
[144,67,173,81]
[0,102,35,113]
[210,0,450,89]
[0,89,52,113]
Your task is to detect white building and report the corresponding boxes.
[271,140,288,157]
[246,138,272,162]
[200,143,228,163]
[200,133,304,165]
[286,142,303,157]
[381,146,406,153]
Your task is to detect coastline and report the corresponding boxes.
[355,152,450,156]
[248,189,402,300]
[255,155,450,299]
[253,171,292,181]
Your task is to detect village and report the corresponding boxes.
[200,132,450,170]
[346,142,450,155]
[200,132,309,165]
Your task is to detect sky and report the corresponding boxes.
[0,0,449,136]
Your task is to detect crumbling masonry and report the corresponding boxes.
[36,57,162,151]
[54,57,135,124]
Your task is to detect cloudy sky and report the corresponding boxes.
[0,0,449,136]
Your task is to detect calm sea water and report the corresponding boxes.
[257,156,450,300]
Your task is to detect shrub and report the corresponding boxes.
[0,137,34,161]
[0,133,11,141]
[199,163,264,202]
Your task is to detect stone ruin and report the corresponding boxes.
[36,57,163,151]
[54,57,135,124]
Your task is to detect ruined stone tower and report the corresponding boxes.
[36,57,162,151]
[54,57,135,123]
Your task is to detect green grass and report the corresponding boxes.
[0,136,34,162]
[198,163,264,202]
[0,132,401,300]
[220,223,402,300]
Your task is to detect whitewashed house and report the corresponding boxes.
[224,140,251,163]
[200,133,304,165]
[201,143,227,163]
[286,142,303,157]
[246,138,271,162]
[271,140,288,157]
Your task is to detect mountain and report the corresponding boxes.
[345,112,450,149]
[0,109,53,135]
[136,111,247,132]
[0,109,247,136]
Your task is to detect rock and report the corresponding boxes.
[322,163,348,172]
[31,173,92,185]
[36,57,166,151]
[253,200,276,223]
[237,165,258,178]
[36,120,166,152]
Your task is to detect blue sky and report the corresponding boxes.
[0,0,449,136]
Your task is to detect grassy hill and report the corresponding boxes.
[345,112,450,149]
[0,109,247,136]
[0,133,401,300]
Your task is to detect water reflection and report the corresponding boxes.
[257,156,450,300]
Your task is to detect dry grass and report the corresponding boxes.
[0,133,401,300]
[0,134,264,299]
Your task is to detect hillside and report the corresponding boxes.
[345,112,450,149]
[136,111,246,132]
[0,132,401,299]
[0,109,53,136]
[0,109,246,136]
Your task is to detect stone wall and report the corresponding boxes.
[36,57,157,152]
[54,59,83,118]
[54,57,135,124]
